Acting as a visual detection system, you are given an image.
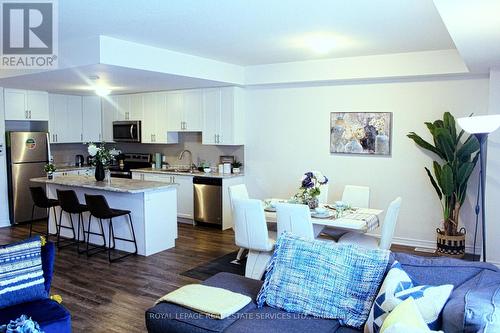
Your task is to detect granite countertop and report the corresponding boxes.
[55,165,94,172]
[31,175,178,194]
[130,168,244,179]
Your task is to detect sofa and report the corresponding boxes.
[145,252,500,333]
[0,242,72,333]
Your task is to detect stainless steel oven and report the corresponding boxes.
[113,121,141,142]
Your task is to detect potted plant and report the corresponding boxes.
[87,143,119,181]
[407,112,479,258]
[232,160,243,174]
[44,163,56,179]
[293,171,329,209]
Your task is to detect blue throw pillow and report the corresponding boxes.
[256,233,390,328]
[0,236,48,309]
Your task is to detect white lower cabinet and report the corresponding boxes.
[132,172,193,220]
[53,168,93,177]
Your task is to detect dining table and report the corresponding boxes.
[264,202,384,237]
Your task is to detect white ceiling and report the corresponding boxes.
[59,0,454,65]
[0,64,228,95]
[434,0,500,72]
[0,0,463,94]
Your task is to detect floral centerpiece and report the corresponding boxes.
[293,171,329,209]
[87,142,119,181]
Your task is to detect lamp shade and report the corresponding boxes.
[457,115,500,134]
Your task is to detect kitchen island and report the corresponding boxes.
[31,176,178,256]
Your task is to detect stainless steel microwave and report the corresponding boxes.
[113,121,141,142]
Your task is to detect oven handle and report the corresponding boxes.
[130,124,135,139]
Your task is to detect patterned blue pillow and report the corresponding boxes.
[0,236,48,309]
[256,233,390,328]
[365,261,453,333]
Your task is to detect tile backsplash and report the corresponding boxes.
[50,132,244,169]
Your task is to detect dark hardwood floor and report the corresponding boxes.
[0,221,431,332]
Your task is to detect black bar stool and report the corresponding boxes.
[56,189,89,253]
[84,194,138,263]
[28,187,59,238]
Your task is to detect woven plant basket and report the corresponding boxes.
[436,228,466,258]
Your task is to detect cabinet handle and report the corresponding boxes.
[25,110,28,119]
[29,110,32,119]
[56,134,58,142]
[99,133,101,141]
[81,133,83,141]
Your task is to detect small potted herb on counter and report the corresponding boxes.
[44,163,56,179]
[197,161,208,172]
[232,161,242,174]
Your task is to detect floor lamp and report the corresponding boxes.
[457,115,500,262]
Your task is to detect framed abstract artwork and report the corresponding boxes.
[330,112,392,156]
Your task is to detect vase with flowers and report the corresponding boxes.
[87,143,119,181]
[293,171,329,209]
[370,117,390,154]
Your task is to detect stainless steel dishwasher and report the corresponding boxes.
[193,176,222,227]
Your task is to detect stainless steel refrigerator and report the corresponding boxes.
[6,132,49,224]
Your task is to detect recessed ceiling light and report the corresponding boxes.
[95,87,111,96]
[293,32,354,55]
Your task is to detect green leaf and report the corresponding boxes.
[434,120,444,128]
[457,162,475,185]
[425,167,442,200]
[457,129,465,143]
[433,161,442,184]
[457,136,480,161]
[407,132,444,159]
[435,128,455,161]
[443,112,457,144]
[440,164,455,196]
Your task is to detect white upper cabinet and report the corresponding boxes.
[128,94,144,120]
[101,97,115,143]
[48,94,83,143]
[4,89,49,121]
[166,89,203,132]
[112,94,130,121]
[183,90,203,131]
[202,87,245,145]
[66,95,83,142]
[142,92,178,144]
[82,96,102,142]
[26,90,50,121]
[202,88,221,145]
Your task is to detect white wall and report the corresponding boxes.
[486,69,500,265]
[0,88,10,227]
[245,78,489,251]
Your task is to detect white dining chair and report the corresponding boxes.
[337,197,402,250]
[228,184,250,262]
[276,203,315,240]
[318,184,329,204]
[322,185,371,241]
[342,185,370,208]
[233,198,276,280]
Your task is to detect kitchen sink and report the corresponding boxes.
[165,168,198,174]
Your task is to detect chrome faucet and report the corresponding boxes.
[178,149,194,172]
